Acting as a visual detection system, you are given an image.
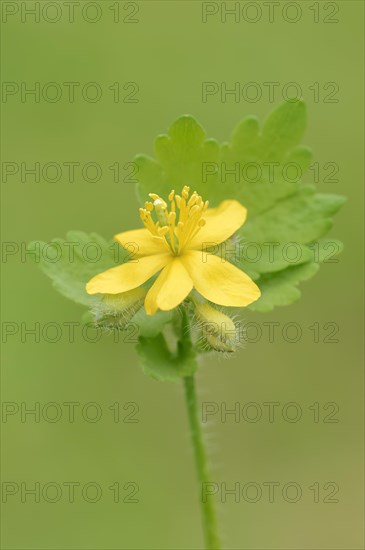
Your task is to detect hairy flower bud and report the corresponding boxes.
[194,302,240,353]
[92,287,146,330]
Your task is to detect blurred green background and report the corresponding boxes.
[1,1,364,548]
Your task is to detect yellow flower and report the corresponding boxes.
[86,186,261,315]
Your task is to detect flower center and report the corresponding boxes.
[139,185,209,255]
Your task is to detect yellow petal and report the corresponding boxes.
[114,228,167,257]
[86,254,170,295]
[144,258,193,315]
[181,250,260,307]
[189,200,247,250]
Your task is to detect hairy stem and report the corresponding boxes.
[183,375,221,549]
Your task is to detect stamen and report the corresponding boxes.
[168,211,176,224]
[182,185,190,199]
[188,192,198,207]
[189,204,200,217]
[157,226,169,236]
[142,186,208,255]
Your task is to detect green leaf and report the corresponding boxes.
[249,262,320,312]
[235,187,345,281]
[220,101,311,213]
[309,238,344,263]
[28,231,129,307]
[135,115,220,205]
[134,100,312,209]
[236,242,314,278]
[246,237,343,312]
[131,308,173,338]
[136,333,197,381]
[260,99,307,161]
[242,187,346,243]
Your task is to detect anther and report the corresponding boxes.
[157,226,169,236]
[188,193,198,207]
[189,205,200,217]
[182,186,190,199]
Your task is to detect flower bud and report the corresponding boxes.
[92,287,146,330]
[194,302,240,353]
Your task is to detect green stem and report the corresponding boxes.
[178,307,221,548]
[183,374,221,550]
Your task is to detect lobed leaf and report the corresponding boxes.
[28,231,128,307]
